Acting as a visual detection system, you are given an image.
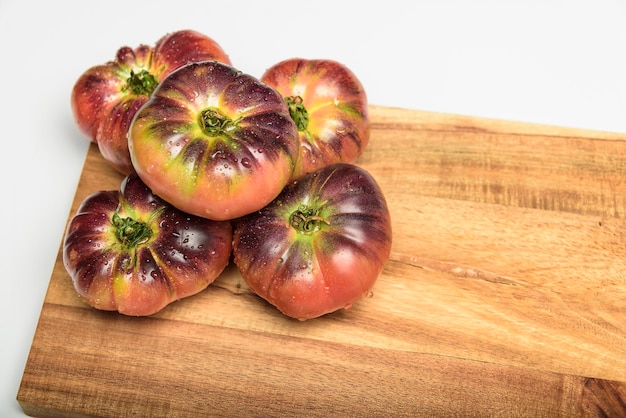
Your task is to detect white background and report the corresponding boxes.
[2,0,626,416]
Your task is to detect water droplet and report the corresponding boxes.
[241,157,252,168]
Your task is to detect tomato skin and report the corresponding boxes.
[232,163,392,320]
[129,61,299,221]
[70,30,231,175]
[62,174,233,316]
[260,58,370,180]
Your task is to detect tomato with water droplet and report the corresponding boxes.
[71,30,231,175]
[129,60,298,221]
[62,174,232,316]
[260,58,370,180]
[232,163,392,320]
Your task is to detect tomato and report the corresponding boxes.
[128,60,299,221]
[70,29,231,175]
[62,174,233,316]
[260,58,370,180]
[232,163,392,320]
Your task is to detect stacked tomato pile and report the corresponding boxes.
[64,30,393,320]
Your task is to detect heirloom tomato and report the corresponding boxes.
[129,60,299,221]
[62,174,233,316]
[232,163,392,320]
[260,58,370,180]
[71,29,231,175]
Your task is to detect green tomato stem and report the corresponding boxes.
[290,206,329,235]
[285,96,309,131]
[124,69,158,96]
[112,210,153,249]
[200,108,240,136]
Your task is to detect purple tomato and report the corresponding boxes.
[128,60,299,221]
[63,174,233,316]
[71,30,231,174]
[232,163,392,320]
[260,58,370,180]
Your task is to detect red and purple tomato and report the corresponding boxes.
[260,58,370,180]
[62,174,233,316]
[232,163,392,320]
[71,30,231,174]
[128,60,299,221]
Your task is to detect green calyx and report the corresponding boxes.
[112,210,153,250]
[285,96,309,131]
[289,205,329,235]
[200,108,241,137]
[124,69,158,96]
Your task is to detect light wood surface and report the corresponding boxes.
[17,105,626,417]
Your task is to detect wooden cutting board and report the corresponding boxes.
[17,105,626,417]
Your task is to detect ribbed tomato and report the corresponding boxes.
[260,58,370,180]
[232,163,392,320]
[70,30,231,174]
[62,174,233,316]
[128,60,299,221]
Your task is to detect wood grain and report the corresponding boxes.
[17,105,626,417]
